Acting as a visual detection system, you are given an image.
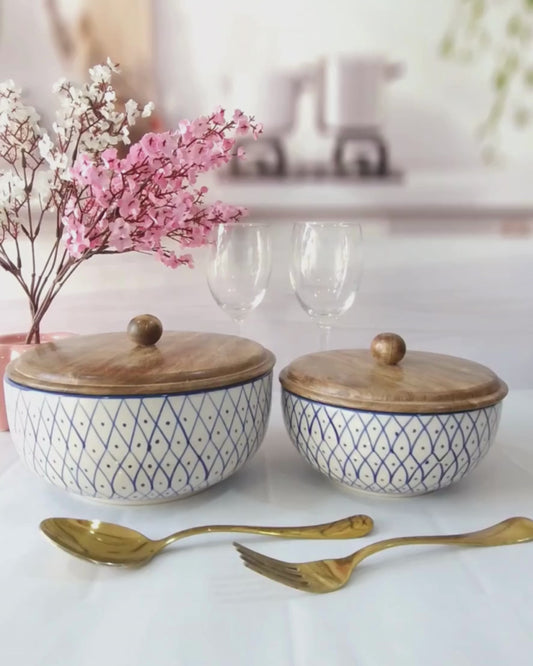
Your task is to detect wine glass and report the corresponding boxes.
[207,221,272,334]
[289,221,363,350]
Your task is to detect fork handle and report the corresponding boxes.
[348,517,533,567]
[163,514,373,545]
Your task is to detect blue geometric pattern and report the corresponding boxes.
[5,373,272,504]
[282,389,502,496]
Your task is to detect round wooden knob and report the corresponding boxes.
[371,333,406,365]
[127,315,163,346]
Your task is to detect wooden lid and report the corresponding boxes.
[279,332,508,414]
[6,315,276,396]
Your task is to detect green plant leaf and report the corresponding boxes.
[507,15,523,37]
[443,0,533,154]
[471,0,486,21]
[493,70,509,90]
[440,34,455,57]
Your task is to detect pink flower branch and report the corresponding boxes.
[0,62,261,343]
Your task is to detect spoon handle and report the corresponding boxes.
[163,514,373,546]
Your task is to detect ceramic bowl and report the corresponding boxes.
[281,391,502,496]
[279,333,507,497]
[4,315,275,504]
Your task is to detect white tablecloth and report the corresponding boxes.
[1,225,532,665]
[1,385,532,666]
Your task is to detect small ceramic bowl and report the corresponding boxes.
[4,315,275,504]
[280,333,507,497]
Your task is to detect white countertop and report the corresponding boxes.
[1,388,532,666]
[213,169,533,220]
[0,223,532,665]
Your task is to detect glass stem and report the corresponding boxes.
[318,323,331,351]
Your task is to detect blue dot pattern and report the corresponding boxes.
[5,373,272,503]
[282,389,501,496]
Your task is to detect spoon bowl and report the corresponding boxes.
[40,513,374,567]
[40,519,165,566]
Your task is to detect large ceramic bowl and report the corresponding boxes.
[280,333,508,497]
[4,315,275,504]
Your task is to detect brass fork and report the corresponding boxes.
[234,516,533,594]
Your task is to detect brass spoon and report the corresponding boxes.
[39,514,374,567]
[234,516,533,593]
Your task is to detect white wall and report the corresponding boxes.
[0,0,64,126]
[0,0,531,169]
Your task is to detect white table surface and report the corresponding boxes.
[1,390,532,666]
[0,222,532,666]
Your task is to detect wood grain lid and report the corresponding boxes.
[279,333,508,414]
[6,315,276,396]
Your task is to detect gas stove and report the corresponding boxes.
[225,129,402,181]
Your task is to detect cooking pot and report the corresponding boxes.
[224,69,302,137]
[316,54,404,133]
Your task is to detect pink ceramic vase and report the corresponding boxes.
[0,332,72,431]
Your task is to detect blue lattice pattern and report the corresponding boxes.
[5,373,272,503]
[282,389,502,496]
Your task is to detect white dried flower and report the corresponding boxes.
[142,101,155,118]
[1,59,158,235]
[0,82,42,157]
[38,133,54,158]
[88,64,112,85]
[0,80,18,99]
[0,171,25,202]
[31,170,55,206]
[125,99,139,125]
[52,78,69,94]
[0,172,25,229]
[106,58,120,73]
[38,132,69,173]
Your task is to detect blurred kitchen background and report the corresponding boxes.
[2,1,532,162]
[2,1,533,198]
[0,0,532,388]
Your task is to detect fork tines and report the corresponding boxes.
[233,542,310,591]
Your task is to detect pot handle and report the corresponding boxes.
[127,314,163,346]
[371,333,406,365]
